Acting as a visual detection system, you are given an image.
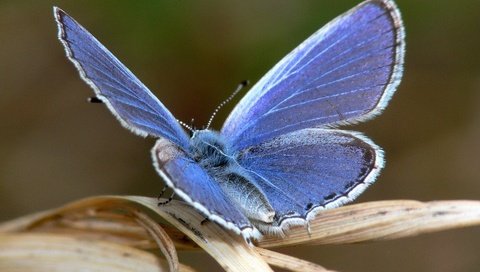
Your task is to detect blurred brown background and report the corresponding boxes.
[1,0,480,271]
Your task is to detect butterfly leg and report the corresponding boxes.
[157,191,175,206]
[157,185,168,200]
[200,218,210,225]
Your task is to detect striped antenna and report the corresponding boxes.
[177,119,194,133]
[206,80,249,129]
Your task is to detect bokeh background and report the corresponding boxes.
[1,0,480,271]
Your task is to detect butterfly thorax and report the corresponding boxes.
[189,129,275,224]
[189,130,232,169]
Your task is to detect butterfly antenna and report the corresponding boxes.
[188,118,196,137]
[206,80,249,129]
[190,118,196,130]
[177,119,194,133]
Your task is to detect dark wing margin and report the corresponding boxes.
[54,7,189,149]
[221,0,405,150]
[151,138,260,239]
[236,128,382,235]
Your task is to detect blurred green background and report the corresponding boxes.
[1,0,480,271]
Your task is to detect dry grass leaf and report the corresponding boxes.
[1,196,480,272]
[258,200,480,247]
[0,233,195,272]
[0,196,272,272]
[255,247,336,272]
[132,210,179,271]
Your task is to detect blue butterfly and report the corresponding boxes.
[54,0,405,239]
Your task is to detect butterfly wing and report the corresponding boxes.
[222,0,404,150]
[237,128,382,233]
[54,7,189,149]
[151,138,259,239]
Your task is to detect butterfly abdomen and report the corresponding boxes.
[216,170,275,224]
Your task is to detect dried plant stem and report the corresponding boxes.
[132,210,179,272]
[2,196,480,272]
[130,196,274,272]
[259,200,480,247]
[0,196,273,272]
[256,247,336,272]
[0,233,195,272]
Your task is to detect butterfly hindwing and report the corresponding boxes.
[236,128,382,233]
[151,138,259,238]
[54,7,189,149]
[221,0,404,151]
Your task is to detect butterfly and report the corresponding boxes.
[54,0,405,239]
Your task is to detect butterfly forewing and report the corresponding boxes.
[221,0,404,151]
[54,8,189,149]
